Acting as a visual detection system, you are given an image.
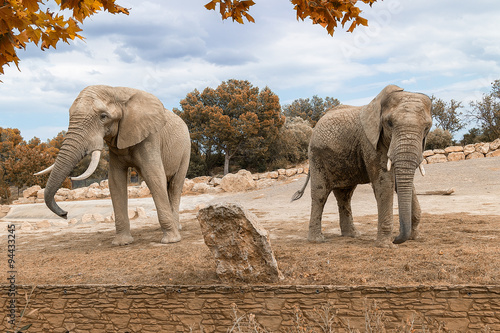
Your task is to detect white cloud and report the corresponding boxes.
[1,0,499,141]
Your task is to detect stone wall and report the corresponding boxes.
[424,138,500,164]
[1,285,498,332]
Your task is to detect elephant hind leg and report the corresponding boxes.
[308,175,330,243]
[167,158,189,231]
[332,186,359,237]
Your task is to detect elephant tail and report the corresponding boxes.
[291,171,310,202]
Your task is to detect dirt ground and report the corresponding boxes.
[1,157,500,286]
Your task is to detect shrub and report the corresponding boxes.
[425,128,453,150]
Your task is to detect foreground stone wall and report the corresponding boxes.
[1,285,498,332]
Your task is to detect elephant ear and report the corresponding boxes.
[360,84,404,150]
[116,89,168,149]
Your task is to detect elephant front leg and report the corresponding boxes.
[333,187,359,237]
[108,161,134,246]
[372,173,395,248]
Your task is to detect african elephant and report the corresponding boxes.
[292,85,432,247]
[36,85,191,246]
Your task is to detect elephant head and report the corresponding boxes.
[36,85,169,218]
[360,85,432,244]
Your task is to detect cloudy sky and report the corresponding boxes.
[1,0,499,141]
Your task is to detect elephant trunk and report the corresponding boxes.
[44,134,88,219]
[391,131,423,244]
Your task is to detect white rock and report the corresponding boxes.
[220,169,256,192]
[23,185,41,198]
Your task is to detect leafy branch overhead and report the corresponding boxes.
[205,0,376,34]
[0,0,129,75]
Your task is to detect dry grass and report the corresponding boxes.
[3,213,500,286]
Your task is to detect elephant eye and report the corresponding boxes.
[387,119,393,127]
[100,113,108,121]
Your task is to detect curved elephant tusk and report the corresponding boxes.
[419,163,426,177]
[34,164,55,176]
[387,158,392,172]
[70,150,102,181]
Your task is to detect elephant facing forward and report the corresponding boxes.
[293,85,432,247]
[37,85,191,246]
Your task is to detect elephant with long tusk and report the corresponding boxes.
[35,85,191,246]
[292,85,432,247]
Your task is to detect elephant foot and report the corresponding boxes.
[376,237,396,248]
[112,233,134,246]
[409,229,420,240]
[308,232,325,243]
[341,229,360,238]
[161,229,181,244]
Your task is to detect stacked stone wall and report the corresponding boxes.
[1,285,499,332]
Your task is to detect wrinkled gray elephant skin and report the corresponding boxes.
[293,85,432,247]
[39,85,191,246]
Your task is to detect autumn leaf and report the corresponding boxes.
[0,0,128,77]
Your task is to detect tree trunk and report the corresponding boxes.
[224,153,230,175]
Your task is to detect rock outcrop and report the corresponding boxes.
[197,203,283,283]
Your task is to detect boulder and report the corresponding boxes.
[285,168,298,177]
[192,183,211,193]
[256,178,276,189]
[182,179,195,194]
[426,154,447,164]
[303,165,309,174]
[100,179,109,188]
[433,149,446,155]
[197,203,284,283]
[490,138,500,151]
[137,186,150,197]
[220,169,256,192]
[86,188,100,199]
[444,146,464,153]
[277,169,286,176]
[192,176,211,184]
[466,152,485,160]
[297,168,304,174]
[463,144,475,155]
[23,185,41,198]
[36,189,45,199]
[423,150,434,158]
[268,171,279,179]
[89,182,100,189]
[476,143,490,154]
[486,150,500,158]
[136,207,148,219]
[447,152,465,162]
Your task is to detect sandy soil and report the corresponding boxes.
[1,157,499,286]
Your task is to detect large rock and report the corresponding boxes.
[182,179,195,194]
[490,138,500,151]
[23,185,41,198]
[220,170,256,192]
[444,146,464,153]
[466,152,485,160]
[447,152,465,162]
[463,144,475,155]
[423,150,434,157]
[192,183,210,193]
[486,150,500,158]
[197,203,283,283]
[426,154,447,164]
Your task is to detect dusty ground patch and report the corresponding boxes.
[1,157,499,286]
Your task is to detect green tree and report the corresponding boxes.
[283,95,340,126]
[176,79,284,175]
[468,80,500,142]
[269,116,312,169]
[430,96,464,135]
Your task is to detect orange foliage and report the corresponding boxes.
[0,0,128,76]
[205,0,377,34]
